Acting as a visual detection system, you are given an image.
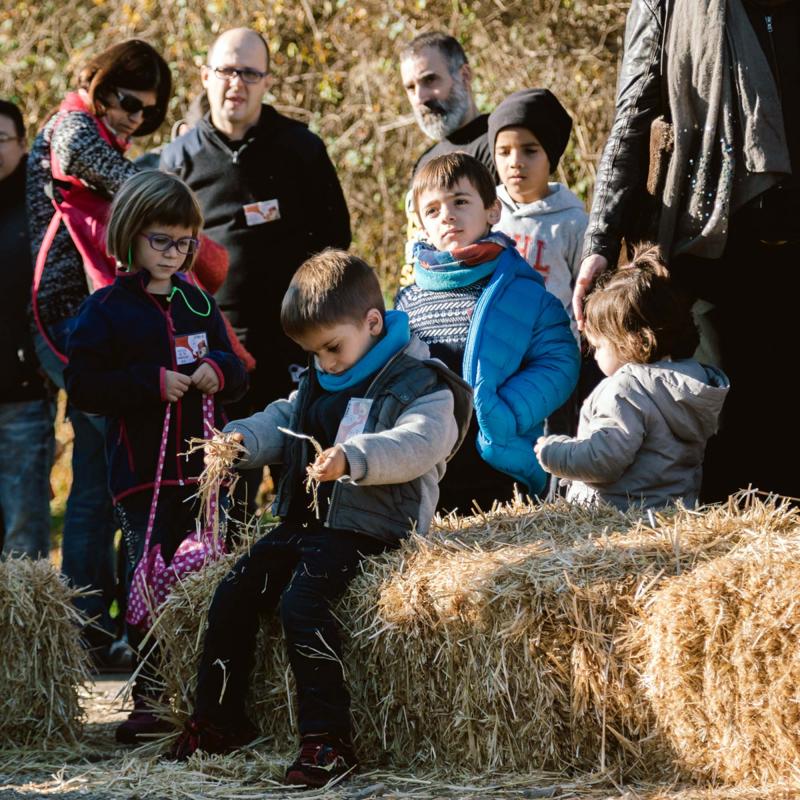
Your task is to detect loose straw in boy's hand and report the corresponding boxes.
[185,429,248,529]
[278,427,345,519]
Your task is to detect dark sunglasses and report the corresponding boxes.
[114,90,160,122]
[139,232,200,255]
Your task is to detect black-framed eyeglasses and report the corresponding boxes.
[139,232,200,255]
[114,90,160,122]
[0,134,22,145]
[206,65,268,84]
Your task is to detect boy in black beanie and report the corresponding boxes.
[488,89,588,340]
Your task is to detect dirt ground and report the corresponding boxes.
[1,677,797,800]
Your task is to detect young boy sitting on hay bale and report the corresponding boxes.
[169,250,472,787]
[535,246,730,509]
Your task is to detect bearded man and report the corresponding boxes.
[400,32,498,181]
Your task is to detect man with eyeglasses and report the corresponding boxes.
[161,27,351,509]
[0,99,55,560]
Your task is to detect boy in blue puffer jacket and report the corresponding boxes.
[396,152,579,512]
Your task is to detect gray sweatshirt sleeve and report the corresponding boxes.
[223,394,297,468]
[537,377,647,483]
[338,388,457,485]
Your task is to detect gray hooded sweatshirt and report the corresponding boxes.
[536,360,730,510]
[493,182,588,338]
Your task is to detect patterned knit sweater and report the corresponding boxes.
[26,110,138,327]
[394,277,489,374]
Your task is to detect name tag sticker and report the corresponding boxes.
[334,398,373,445]
[243,198,280,226]
[175,332,209,365]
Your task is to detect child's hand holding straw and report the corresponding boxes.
[310,446,347,482]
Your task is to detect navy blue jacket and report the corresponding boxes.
[65,271,248,501]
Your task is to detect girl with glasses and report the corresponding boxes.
[64,170,248,744]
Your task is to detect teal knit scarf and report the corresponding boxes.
[316,310,411,391]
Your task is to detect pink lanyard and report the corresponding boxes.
[142,395,216,557]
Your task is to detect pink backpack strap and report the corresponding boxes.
[143,395,220,558]
[200,394,224,551]
[142,403,173,558]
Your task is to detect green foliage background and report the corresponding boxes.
[0,0,628,291]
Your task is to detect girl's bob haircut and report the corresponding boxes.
[106,171,204,272]
[583,243,699,364]
[78,39,171,137]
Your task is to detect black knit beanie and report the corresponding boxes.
[488,89,573,172]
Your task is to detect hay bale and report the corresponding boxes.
[0,557,90,744]
[152,496,800,781]
[637,527,800,783]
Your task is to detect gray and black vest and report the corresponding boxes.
[273,347,472,544]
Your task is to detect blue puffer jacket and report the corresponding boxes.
[464,245,579,495]
[65,271,248,502]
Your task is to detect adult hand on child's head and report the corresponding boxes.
[191,362,221,395]
[310,446,347,482]
[164,370,192,402]
[573,254,608,330]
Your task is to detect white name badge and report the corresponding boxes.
[334,398,373,445]
[175,332,209,365]
[243,198,280,226]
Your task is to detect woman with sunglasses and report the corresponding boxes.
[26,39,170,674]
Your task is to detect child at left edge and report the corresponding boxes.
[64,170,248,743]
[396,152,580,512]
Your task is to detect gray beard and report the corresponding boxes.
[414,77,472,141]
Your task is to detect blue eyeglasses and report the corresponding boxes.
[139,232,200,255]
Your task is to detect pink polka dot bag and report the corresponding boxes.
[126,396,227,631]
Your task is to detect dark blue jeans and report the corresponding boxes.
[35,318,117,642]
[196,521,389,738]
[0,398,55,559]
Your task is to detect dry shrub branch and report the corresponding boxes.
[0,0,627,294]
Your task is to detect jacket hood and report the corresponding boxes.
[405,334,431,360]
[621,360,730,441]
[497,182,585,219]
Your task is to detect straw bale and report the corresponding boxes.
[151,495,800,782]
[0,557,90,745]
[637,526,800,784]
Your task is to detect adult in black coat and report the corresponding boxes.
[161,28,351,411]
[573,0,798,501]
[0,100,54,559]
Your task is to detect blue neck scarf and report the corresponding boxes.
[316,310,411,391]
[413,231,514,291]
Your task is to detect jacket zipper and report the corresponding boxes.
[462,259,511,385]
[325,348,407,524]
[143,286,185,484]
[764,15,782,99]
[119,419,135,472]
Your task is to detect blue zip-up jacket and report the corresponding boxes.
[65,271,248,502]
[463,245,580,495]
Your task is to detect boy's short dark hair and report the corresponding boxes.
[412,152,497,215]
[281,249,385,339]
[584,243,699,364]
[0,99,25,139]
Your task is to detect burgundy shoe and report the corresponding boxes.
[115,696,173,744]
[167,715,259,761]
[284,735,358,788]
